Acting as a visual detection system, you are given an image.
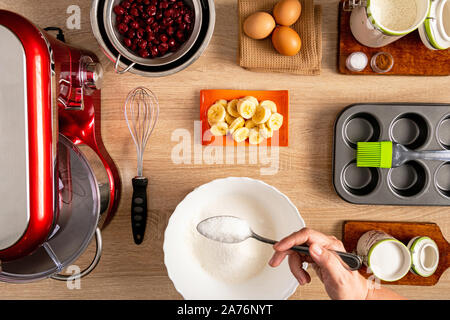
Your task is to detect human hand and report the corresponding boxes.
[268,228,369,300]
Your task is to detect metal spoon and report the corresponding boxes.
[197,216,362,271]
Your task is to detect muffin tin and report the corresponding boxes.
[333,103,450,206]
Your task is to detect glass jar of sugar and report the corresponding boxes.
[418,0,450,50]
[344,0,431,47]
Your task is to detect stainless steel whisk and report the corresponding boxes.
[124,87,159,244]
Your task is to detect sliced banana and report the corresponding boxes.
[228,117,245,134]
[227,99,241,118]
[237,99,257,119]
[243,96,259,107]
[225,113,236,126]
[258,124,271,139]
[210,122,228,136]
[215,99,228,108]
[266,125,274,138]
[249,128,264,145]
[245,119,257,129]
[252,105,272,124]
[260,100,277,113]
[207,103,226,124]
[232,127,250,143]
[267,113,284,131]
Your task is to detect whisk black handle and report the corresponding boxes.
[131,177,148,245]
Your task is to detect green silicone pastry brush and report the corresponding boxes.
[357,141,450,168]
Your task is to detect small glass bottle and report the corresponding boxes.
[370,52,394,73]
[346,52,368,72]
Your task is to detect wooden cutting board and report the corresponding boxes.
[343,221,450,286]
[338,1,450,76]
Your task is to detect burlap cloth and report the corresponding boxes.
[238,0,322,75]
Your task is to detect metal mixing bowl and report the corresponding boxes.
[104,0,202,72]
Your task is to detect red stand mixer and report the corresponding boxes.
[0,10,121,282]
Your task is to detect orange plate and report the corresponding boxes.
[200,89,289,147]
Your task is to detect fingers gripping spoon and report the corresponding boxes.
[124,87,159,244]
[197,216,362,271]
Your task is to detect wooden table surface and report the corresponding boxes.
[0,0,449,300]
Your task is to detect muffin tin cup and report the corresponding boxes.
[333,103,450,206]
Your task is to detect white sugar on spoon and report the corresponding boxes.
[197,216,253,244]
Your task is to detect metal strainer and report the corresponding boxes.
[103,0,203,73]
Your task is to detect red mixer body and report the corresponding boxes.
[0,10,120,261]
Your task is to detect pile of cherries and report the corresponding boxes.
[114,0,195,59]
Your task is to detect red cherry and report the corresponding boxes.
[147,5,157,15]
[138,39,148,49]
[130,7,139,16]
[158,42,169,55]
[176,29,184,40]
[167,26,175,35]
[123,38,132,47]
[136,28,145,38]
[150,46,159,57]
[121,1,131,9]
[117,23,129,34]
[139,49,150,58]
[162,17,173,26]
[183,14,191,24]
[130,20,139,29]
[159,1,169,9]
[123,15,132,24]
[168,38,176,48]
[164,9,174,18]
[160,34,168,43]
[127,29,136,38]
[114,5,126,16]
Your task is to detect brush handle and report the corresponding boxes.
[410,150,450,162]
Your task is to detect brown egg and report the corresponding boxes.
[273,0,302,26]
[243,12,276,40]
[271,26,302,56]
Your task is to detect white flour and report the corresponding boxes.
[371,0,417,31]
[189,193,275,284]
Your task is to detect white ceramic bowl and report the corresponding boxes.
[163,177,305,300]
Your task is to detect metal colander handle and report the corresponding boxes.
[114,54,136,74]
